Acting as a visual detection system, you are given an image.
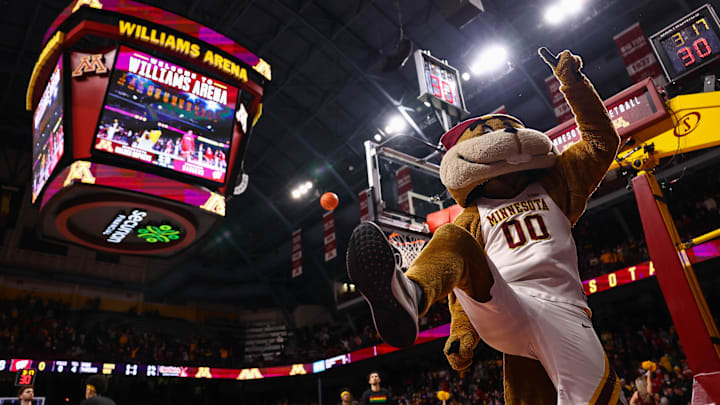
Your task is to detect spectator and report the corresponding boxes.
[339,389,356,405]
[81,375,116,405]
[359,371,390,405]
[630,362,655,404]
[702,193,717,213]
[17,386,34,405]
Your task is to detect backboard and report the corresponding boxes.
[362,137,453,269]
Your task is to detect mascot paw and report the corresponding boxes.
[444,333,477,371]
[539,47,583,84]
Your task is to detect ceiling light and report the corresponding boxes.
[544,4,565,24]
[470,45,508,75]
[291,181,314,199]
[561,0,584,15]
[385,115,407,134]
[461,72,471,81]
[374,133,383,142]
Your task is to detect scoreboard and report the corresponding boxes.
[650,4,720,82]
[26,0,269,256]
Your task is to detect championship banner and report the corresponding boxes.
[323,212,336,262]
[614,23,664,84]
[359,189,370,222]
[395,166,412,213]
[545,75,573,123]
[291,229,302,278]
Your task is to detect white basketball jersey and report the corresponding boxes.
[476,182,587,308]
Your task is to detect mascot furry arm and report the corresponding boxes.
[437,49,619,403]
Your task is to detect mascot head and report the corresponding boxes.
[439,114,559,207]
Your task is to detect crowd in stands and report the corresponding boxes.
[0,296,243,368]
[571,163,720,280]
[0,294,455,371]
[336,316,696,405]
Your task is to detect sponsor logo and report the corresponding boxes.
[674,112,700,137]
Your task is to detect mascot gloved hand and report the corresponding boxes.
[348,48,622,405]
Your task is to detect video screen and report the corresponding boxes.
[94,46,239,184]
[32,56,64,203]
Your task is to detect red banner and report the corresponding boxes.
[396,166,412,212]
[614,23,664,84]
[545,75,573,123]
[291,229,302,278]
[583,261,655,295]
[323,212,336,262]
[359,189,370,222]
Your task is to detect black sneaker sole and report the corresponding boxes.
[347,222,418,348]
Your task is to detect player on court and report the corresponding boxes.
[180,129,195,161]
[348,49,625,404]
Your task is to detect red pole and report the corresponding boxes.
[632,171,720,400]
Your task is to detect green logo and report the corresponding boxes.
[137,224,181,243]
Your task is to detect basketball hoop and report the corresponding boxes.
[388,232,428,270]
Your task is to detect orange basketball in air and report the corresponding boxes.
[320,192,339,211]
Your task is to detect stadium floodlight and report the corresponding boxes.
[461,72,471,81]
[384,115,407,134]
[544,4,564,24]
[561,0,584,15]
[374,133,383,142]
[470,45,508,75]
[291,181,313,199]
[545,0,585,24]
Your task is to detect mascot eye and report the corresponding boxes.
[482,125,495,134]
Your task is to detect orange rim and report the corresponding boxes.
[388,232,427,246]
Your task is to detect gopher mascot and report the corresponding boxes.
[347,48,624,404]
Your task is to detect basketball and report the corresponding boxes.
[320,192,339,211]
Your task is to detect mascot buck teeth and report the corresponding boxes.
[347,48,625,404]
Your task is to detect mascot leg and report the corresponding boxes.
[405,223,493,315]
[347,222,492,348]
[504,354,557,405]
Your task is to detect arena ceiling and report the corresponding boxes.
[0,0,701,319]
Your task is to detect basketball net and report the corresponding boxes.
[388,232,428,270]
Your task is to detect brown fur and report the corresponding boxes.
[405,50,620,404]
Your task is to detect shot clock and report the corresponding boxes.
[413,50,469,119]
[650,4,720,82]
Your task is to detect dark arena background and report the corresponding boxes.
[1,0,720,404]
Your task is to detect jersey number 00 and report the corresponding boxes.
[501,214,550,249]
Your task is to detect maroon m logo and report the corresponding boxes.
[72,54,107,77]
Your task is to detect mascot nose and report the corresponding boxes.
[506,130,531,164]
[506,153,533,165]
